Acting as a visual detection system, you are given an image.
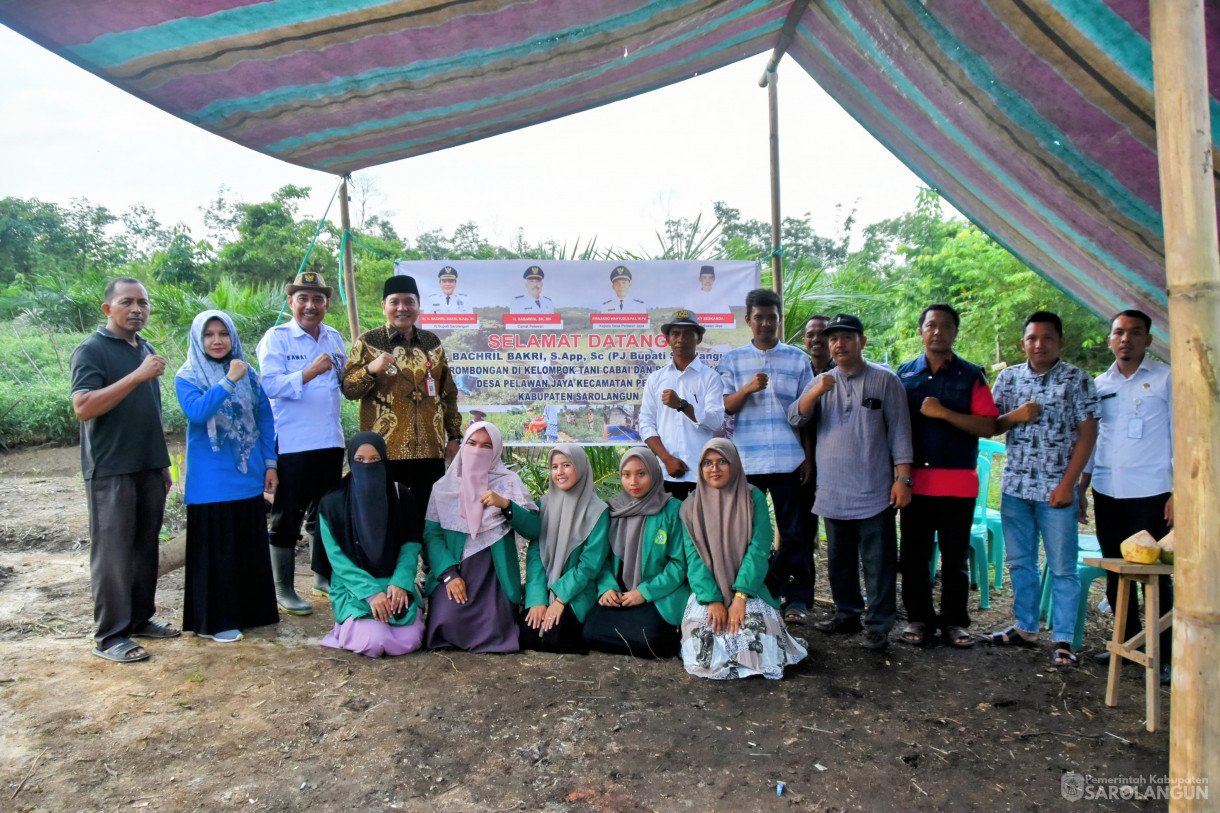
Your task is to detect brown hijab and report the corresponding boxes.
[679,438,754,602]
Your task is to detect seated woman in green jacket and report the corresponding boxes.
[423,421,537,653]
[583,447,689,658]
[318,433,424,658]
[679,438,808,679]
[487,443,609,653]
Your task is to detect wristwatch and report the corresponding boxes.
[676,398,689,412]
[895,476,914,486]
[734,591,749,601]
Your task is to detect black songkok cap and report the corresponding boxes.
[383,275,420,298]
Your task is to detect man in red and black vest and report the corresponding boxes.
[896,303,998,649]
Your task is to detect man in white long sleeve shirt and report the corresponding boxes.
[638,310,724,499]
[256,271,347,614]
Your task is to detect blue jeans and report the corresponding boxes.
[1001,492,1080,643]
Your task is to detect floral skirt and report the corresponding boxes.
[679,595,807,680]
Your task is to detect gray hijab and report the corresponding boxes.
[539,444,607,593]
[606,447,672,591]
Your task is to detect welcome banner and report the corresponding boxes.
[392,259,760,445]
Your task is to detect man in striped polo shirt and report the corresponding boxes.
[719,288,813,621]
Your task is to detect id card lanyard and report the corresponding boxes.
[425,358,437,397]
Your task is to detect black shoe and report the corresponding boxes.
[813,616,863,635]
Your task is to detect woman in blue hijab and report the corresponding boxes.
[175,310,279,642]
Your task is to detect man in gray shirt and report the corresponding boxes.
[788,314,913,650]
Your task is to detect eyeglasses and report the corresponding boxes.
[700,458,730,470]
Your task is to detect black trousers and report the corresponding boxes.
[898,495,975,629]
[1093,490,1173,657]
[825,509,898,633]
[748,469,807,607]
[663,481,696,501]
[387,457,445,542]
[86,469,166,649]
[269,447,344,580]
[796,473,820,604]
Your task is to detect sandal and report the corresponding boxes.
[1051,643,1078,666]
[985,625,1038,647]
[132,619,181,639]
[783,605,809,625]
[900,621,928,646]
[943,626,975,648]
[92,639,149,663]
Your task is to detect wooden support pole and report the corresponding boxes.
[338,175,361,342]
[766,67,784,321]
[757,0,810,340]
[1150,0,1220,806]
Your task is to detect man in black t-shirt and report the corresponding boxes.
[70,278,176,663]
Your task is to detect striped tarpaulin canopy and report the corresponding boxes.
[4,0,1217,355]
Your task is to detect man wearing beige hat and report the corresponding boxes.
[256,271,347,614]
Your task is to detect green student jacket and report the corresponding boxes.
[683,487,781,609]
[511,498,611,623]
[319,517,423,626]
[594,499,691,626]
[421,511,539,606]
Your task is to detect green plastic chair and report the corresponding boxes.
[926,453,993,609]
[977,438,1006,589]
[1038,533,1107,651]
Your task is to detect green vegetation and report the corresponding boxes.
[0,184,1110,448]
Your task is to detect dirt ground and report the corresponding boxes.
[0,441,1170,812]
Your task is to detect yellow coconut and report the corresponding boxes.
[1121,530,1162,564]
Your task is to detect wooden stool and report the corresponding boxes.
[1083,557,1173,732]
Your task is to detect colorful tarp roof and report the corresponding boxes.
[4,0,1215,355]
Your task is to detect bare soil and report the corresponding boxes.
[0,441,1169,812]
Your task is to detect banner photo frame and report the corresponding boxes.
[392,259,760,445]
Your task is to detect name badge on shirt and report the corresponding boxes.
[426,377,437,397]
[1127,417,1144,439]
[654,530,668,545]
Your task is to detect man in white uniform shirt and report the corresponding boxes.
[1077,309,1173,683]
[256,271,347,615]
[510,265,555,313]
[638,310,725,499]
[425,266,473,313]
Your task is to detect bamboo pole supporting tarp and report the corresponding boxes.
[757,0,811,337]
[766,69,783,325]
[339,176,361,342]
[1150,0,1220,807]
